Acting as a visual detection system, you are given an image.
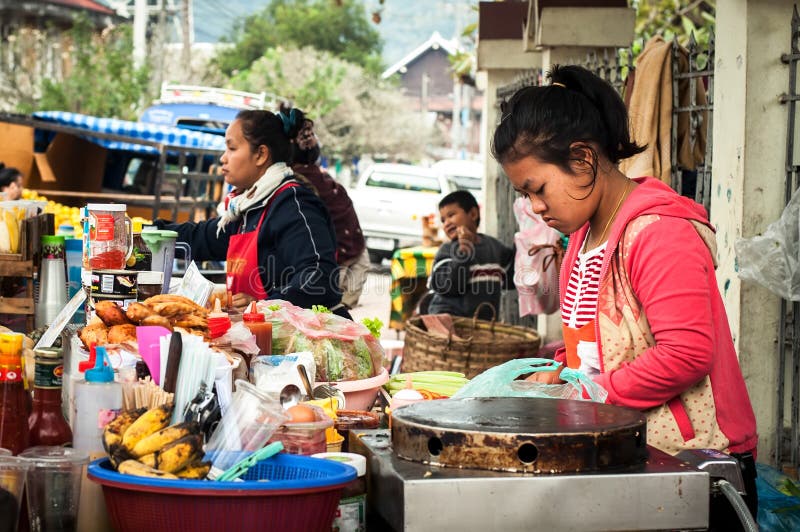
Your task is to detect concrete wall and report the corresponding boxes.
[713,0,795,463]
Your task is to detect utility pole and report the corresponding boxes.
[421,72,430,117]
[133,0,147,68]
[181,0,192,78]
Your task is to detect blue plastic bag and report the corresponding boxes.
[451,358,608,403]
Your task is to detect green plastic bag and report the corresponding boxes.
[451,358,608,403]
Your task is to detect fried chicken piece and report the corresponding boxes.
[94,300,131,326]
[107,324,137,344]
[140,314,173,329]
[152,301,200,319]
[173,314,208,329]
[79,322,108,349]
[144,295,209,316]
[126,302,155,324]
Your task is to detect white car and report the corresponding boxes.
[431,159,485,206]
[350,163,452,262]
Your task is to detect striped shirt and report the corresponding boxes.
[562,239,606,328]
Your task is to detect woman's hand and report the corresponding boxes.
[230,292,255,312]
[525,366,565,384]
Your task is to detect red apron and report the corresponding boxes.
[562,320,596,370]
[226,182,299,300]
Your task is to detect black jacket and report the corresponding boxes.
[158,179,346,315]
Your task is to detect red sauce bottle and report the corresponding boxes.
[28,348,72,447]
[0,333,30,454]
[243,302,272,355]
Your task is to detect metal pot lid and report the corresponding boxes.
[391,397,648,473]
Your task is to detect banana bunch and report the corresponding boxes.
[0,206,22,253]
[102,404,211,480]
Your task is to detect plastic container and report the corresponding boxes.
[71,347,122,454]
[36,235,67,329]
[333,410,381,453]
[140,229,190,293]
[269,404,334,456]
[0,332,30,455]
[87,453,356,532]
[19,446,89,532]
[318,367,389,411]
[311,452,366,532]
[64,238,85,325]
[136,271,163,301]
[204,379,288,472]
[0,455,30,532]
[82,204,132,270]
[128,220,152,271]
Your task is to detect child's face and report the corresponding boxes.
[439,203,479,240]
[3,176,22,201]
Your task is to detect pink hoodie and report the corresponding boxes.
[556,177,757,454]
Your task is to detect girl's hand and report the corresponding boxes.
[525,365,565,384]
[231,292,255,312]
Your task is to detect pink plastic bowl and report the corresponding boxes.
[321,367,389,411]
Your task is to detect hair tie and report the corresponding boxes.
[551,82,566,88]
[278,109,297,135]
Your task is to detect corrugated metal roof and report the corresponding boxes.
[47,0,116,16]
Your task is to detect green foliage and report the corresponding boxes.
[25,14,150,120]
[633,0,715,48]
[230,46,439,160]
[213,0,383,77]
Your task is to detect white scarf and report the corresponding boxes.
[216,162,294,237]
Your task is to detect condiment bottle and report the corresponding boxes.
[311,452,367,532]
[0,332,30,454]
[28,348,72,447]
[208,299,232,339]
[243,302,272,355]
[71,346,122,454]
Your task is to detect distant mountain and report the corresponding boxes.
[190,0,477,66]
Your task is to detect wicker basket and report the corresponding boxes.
[402,303,542,379]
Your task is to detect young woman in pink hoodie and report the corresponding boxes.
[493,65,758,523]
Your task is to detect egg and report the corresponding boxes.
[285,404,317,423]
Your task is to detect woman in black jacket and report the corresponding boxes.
[158,108,345,315]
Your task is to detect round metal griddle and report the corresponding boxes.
[391,397,648,473]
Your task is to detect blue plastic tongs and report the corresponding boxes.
[215,441,284,482]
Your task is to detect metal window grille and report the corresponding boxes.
[671,32,715,212]
[494,69,543,327]
[579,46,636,98]
[777,4,800,471]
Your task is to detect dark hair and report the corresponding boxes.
[0,167,22,189]
[235,108,305,164]
[492,65,644,175]
[439,190,480,226]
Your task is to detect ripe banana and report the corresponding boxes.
[118,459,178,479]
[130,421,201,459]
[121,403,173,454]
[138,434,204,473]
[175,461,212,480]
[0,215,10,254]
[102,408,146,467]
[3,211,18,254]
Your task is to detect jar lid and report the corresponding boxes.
[86,203,126,212]
[41,234,65,246]
[33,347,62,360]
[138,271,164,285]
[311,452,366,477]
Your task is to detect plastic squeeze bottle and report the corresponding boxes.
[71,346,122,454]
[243,302,272,355]
[208,299,232,339]
[72,346,119,532]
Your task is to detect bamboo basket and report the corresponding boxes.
[402,303,541,379]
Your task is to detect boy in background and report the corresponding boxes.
[427,190,514,320]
